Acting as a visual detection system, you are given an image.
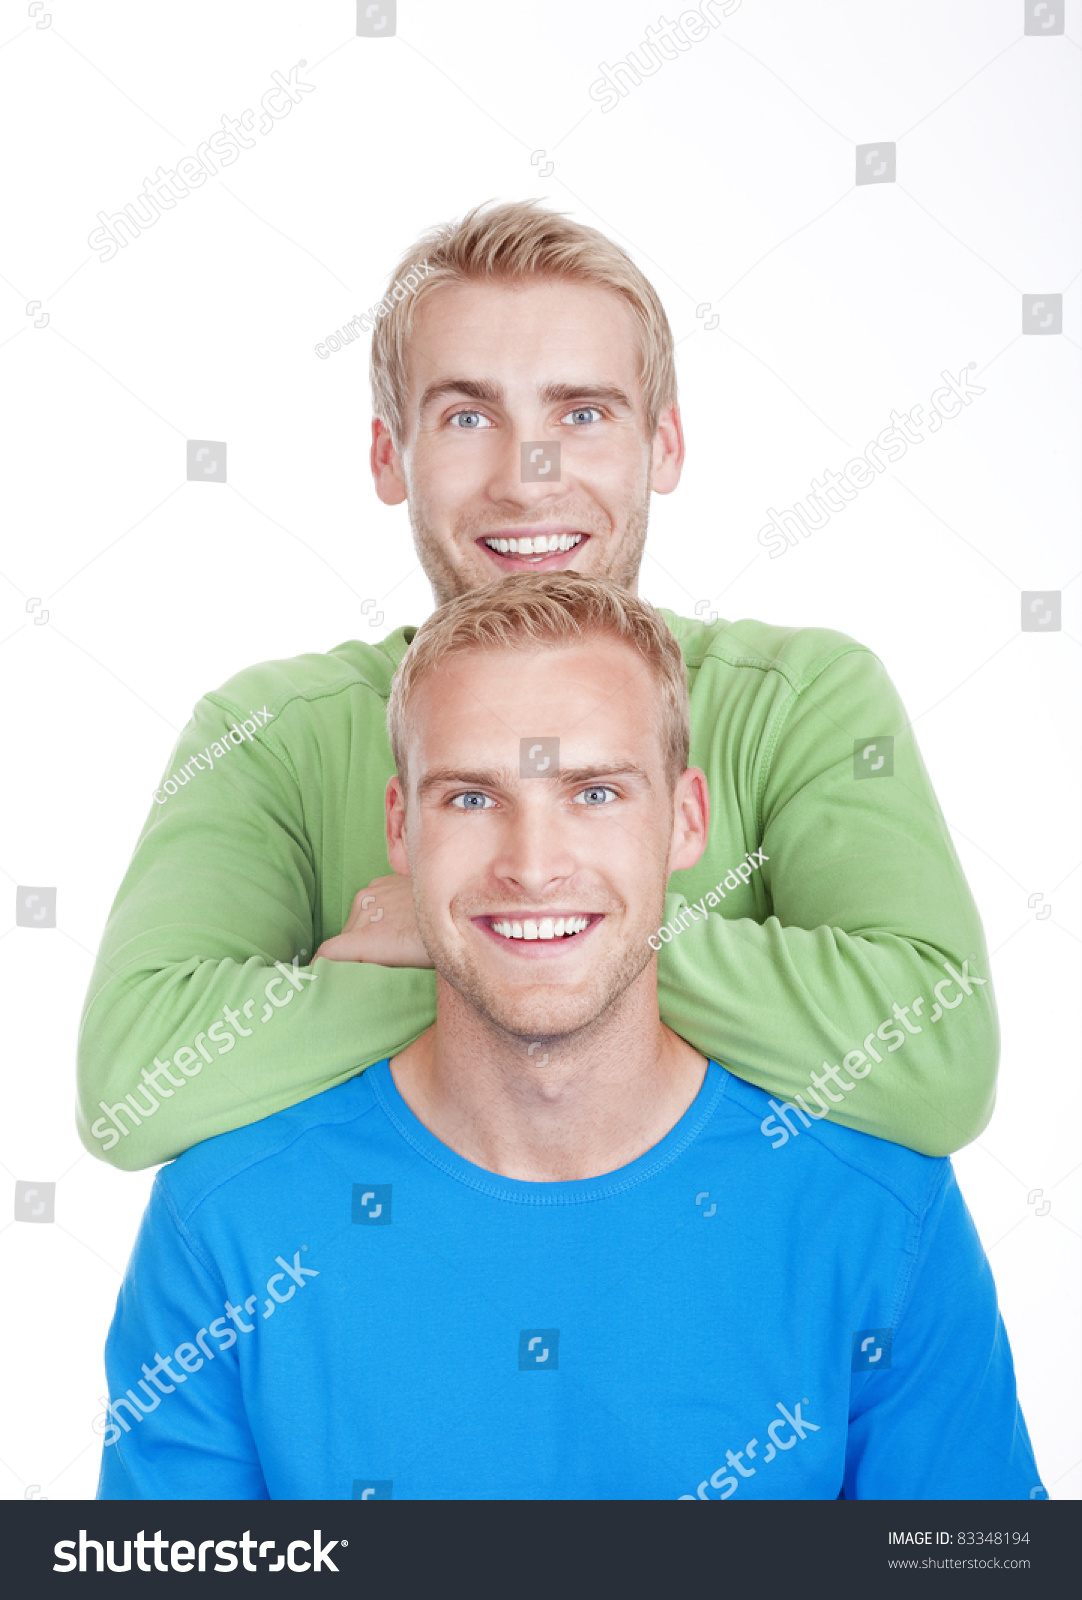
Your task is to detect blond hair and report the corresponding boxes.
[387,571,689,791]
[370,198,677,449]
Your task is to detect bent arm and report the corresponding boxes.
[77,682,435,1170]
[660,646,997,1156]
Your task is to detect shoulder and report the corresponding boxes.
[200,627,418,723]
[661,610,880,695]
[155,1073,384,1228]
[716,1068,949,1220]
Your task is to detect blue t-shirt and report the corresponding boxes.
[97,1060,1043,1501]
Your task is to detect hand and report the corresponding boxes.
[315,873,433,968]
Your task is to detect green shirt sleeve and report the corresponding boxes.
[76,651,435,1171]
[658,624,997,1157]
[78,618,997,1170]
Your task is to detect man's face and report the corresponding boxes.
[371,278,683,604]
[386,636,707,1044]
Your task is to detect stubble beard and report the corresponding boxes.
[414,898,661,1052]
[407,496,652,605]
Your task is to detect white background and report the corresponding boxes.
[0,0,1078,1501]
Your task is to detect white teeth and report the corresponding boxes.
[484,533,582,556]
[490,915,591,941]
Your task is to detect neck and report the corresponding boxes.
[389,971,707,1181]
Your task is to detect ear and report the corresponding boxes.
[668,766,709,874]
[386,775,410,872]
[371,417,408,506]
[650,401,685,496]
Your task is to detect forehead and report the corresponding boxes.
[407,638,662,769]
[404,277,644,401]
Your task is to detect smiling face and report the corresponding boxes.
[371,277,684,604]
[386,634,708,1045]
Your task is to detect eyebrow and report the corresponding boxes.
[416,378,636,417]
[416,761,653,801]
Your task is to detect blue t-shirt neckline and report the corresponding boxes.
[365,1055,729,1207]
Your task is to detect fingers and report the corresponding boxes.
[314,932,365,963]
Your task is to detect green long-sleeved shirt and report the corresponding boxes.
[76,612,997,1169]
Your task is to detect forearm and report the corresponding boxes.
[657,901,997,1156]
[78,951,436,1169]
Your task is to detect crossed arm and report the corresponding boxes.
[77,644,997,1168]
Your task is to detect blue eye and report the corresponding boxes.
[449,410,489,429]
[563,406,602,425]
[451,791,495,810]
[574,786,617,806]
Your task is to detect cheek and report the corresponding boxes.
[419,436,490,491]
[608,826,670,895]
[417,839,474,911]
[574,429,646,476]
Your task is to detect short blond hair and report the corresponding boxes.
[387,572,689,793]
[370,198,677,449]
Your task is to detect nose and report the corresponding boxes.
[483,423,566,511]
[490,789,578,900]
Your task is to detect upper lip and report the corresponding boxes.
[482,911,598,919]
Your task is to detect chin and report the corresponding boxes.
[483,991,601,1045]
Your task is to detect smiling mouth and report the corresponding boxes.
[481,533,584,561]
[486,914,597,942]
